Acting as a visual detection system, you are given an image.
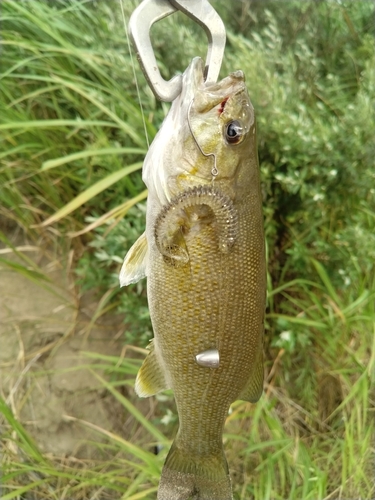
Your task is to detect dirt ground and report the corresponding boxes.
[0,232,147,460]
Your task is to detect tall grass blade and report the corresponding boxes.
[41,147,146,171]
[90,370,168,445]
[310,258,342,306]
[62,414,161,475]
[0,397,46,464]
[0,119,119,131]
[40,162,142,226]
[0,480,51,500]
[68,189,148,237]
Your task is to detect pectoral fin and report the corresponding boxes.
[238,352,264,403]
[135,340,170,397]
[119,232,148,286]
[159,227,190,267]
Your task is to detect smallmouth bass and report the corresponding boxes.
[120,57,266,500]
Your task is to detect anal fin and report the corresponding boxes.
[238,352,264,403]
[135,339,170,397]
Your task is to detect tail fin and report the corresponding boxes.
[157,439,232,500]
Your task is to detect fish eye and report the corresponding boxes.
[225,120,244,144]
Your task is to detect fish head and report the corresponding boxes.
[142,57,257,204]
[188,67,256,194]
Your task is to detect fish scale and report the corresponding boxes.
[149,193,265,477]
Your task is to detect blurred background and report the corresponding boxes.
[0,0,374,499]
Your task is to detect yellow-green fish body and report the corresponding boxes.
[120,57,266,500]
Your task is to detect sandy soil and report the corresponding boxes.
[0,233,146,460]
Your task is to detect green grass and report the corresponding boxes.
[1,278,373,499]
[1,0,374,499]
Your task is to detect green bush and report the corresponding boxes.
[221,2,375,288]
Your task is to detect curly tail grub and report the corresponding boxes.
[154,185,238,265]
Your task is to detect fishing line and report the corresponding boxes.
[187,99,219,181]
[118,0,150,148]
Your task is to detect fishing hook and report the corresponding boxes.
[187,98,219,180]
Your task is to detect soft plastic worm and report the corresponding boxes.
[154,185,238,263]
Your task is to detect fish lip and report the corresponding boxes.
[181,57,205,102]
[185,57,246,101]
[204,70,245,92]
[193,80,248,115]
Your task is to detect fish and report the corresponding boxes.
[120,56,266,500]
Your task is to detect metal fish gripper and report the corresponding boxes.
[128,0,226,102]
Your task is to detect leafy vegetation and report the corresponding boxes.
[0,0,374,499]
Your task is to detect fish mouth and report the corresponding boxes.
[205,70,245,93]
[183,57,247,112]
